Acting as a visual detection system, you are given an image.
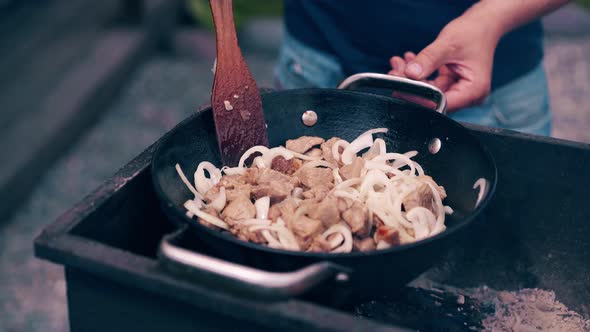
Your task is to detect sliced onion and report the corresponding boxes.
[255,196,270,220]
[341,133,373,165]
[238,146,270,168]
[444,206,454,215]
[262,147,295,166]
[175,163,202,199]
[473,178,487,208]
[184,200,228,230]
[300,160,337,169]
[322,223,353,253]
[332,168,343,185]
[221,166,245,175]
[253,156,266,168]
[291,187,304,199]
[194,162,222,195]
[332,140,349,162]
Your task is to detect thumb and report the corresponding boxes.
[405,40,449,80]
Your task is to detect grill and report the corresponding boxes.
[34,123,590,331]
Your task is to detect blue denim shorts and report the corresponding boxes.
[274,33,551,136]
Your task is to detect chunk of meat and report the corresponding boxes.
[374,225,401,246]
[353,237,376,252]
[257,167,299,186]
[339,157,364,180]
[286,136,324,154]
[269,198,298,225]
[321,137,341,164]
[221,196,255,221]
[252,182,293,203]
[342,202,370,236]
[226,184,251,201]
[302,183,333,201]
[205,174,252,202]
[307,236,332,252]
[233,225,266,244]
[271,156,301,175]
[308,196,341,228]
[403,182,438,214]
[291,215,323,250]
[337,197,354,212]
[253,168,298,202]
[296,167,333,189]
[305,148,323,158]
[241,168,260,184]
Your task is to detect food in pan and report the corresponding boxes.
[175,128,453,253]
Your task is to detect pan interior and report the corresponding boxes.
[152,89,496,247]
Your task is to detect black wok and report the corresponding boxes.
[152,74,497,300]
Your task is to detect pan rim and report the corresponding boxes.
[151,88,498,259]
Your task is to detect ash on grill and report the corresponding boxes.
[355,280,590,331]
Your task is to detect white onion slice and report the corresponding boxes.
[194,162,222,195]
[175,163,201,199]
[322,223,353,253]
[221,166,245,175]
[341,133,373,165]
[332,140,349,162]
[184,200,228,230]
[473,178,487,208]
[238,146,270,168]
[255,196,270,220]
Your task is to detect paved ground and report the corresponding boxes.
[1,6,589,331]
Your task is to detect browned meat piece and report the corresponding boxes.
[291,215,323,250]
[257,168,299,186]
[353,237,376,252]
[320,137,341,164]
[241,168,260,184]
[253,168,299,202]
[221,196,255,221]
[374,225,401,246]
[268,205,281,222]
[305,148,323,158]
[269,198,298,224]
[226,184,251,201]
[205,174,252,202]
[417,175,447,199]
[302,183,333,201]
[308,196,341,228]
[233,225,266,244]
[342,202,370,236]
[307,237,332,252]
[403,182,438,214]
[271,156,301,175]
[252,182,293,203]
[296,167,333,188]
[339,157,364,180]
[286,136,324,154]
[337,197,354,212]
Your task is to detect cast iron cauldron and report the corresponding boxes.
[152,74,497,300]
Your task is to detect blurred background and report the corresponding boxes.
[0,0,589,331]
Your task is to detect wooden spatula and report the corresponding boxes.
[209,0,269,166]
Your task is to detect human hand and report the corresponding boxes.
[388,10,503,112]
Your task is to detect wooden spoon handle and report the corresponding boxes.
[209,0,268,166]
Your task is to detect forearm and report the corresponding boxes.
[464,0,570,38]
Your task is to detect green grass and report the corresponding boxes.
[187,0,283,31]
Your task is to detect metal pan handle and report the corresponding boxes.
[158,227,351,300]
[338,73,447,115]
